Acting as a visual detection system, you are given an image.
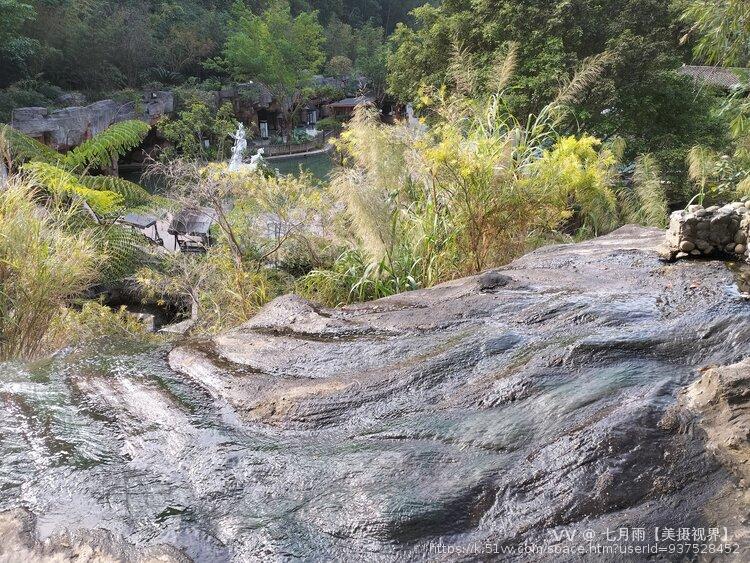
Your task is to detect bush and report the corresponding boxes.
[0,80,64,122]
[52,302,153,346]
[159,101,236,160]
[316,116,346,133]
[0,180,100,361]
[301,49,668,304]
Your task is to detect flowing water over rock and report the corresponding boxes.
[1,226,749,561]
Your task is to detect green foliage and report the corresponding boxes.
[0,0,39,85]
[22,161,125,215]
[527,136,619,236]
[223,1,325,86]
[77,176,152,208]
[299,248,413,306]
[0,124,63,165]
[3,121,153,217]
[136,162,327,332]
[303,50,669,305]
[97,224,159,283]
[326,55,353,77]
[63,120,150,171]
[0,80,65,122]
[628,154,669,228]
[682,0,750,66]
[54,302,153,344]
[1,1,415,101]
[352,22,389,98]
[387,0,729,202]
[316,116,346,132]
[3,119,150,174]
[0,180,100,361]
[684,144,750,206]
[221,1,325,135]
[160,102,237,160]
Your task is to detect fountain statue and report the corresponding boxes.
[249,148,265,171]
[228,122,266,172]
[228,123,248,172]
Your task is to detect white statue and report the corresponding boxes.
[249,148,265,172]
[228,123,248,172]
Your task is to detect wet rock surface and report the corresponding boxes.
[2,225,749,561]
[0,507,188,562]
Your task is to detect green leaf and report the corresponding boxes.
[1,124,63,165]
[64,120,150,171]
[22,161,125,215]
[78,175,151,207]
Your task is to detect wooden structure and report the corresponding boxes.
[117,213,163,247]
[168,208,217,253]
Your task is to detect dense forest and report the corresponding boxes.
[0,0,425,91]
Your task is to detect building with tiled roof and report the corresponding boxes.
[678,65,748,91]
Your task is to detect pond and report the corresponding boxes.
[120,166,167,194]
[120,151,335,191]
[268,151,334,182]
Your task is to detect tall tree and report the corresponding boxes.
[223,0,325,139]
[0,0,39,86]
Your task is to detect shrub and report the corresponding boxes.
[159,102,236,160]
[301,47,667,303]
[316,116,346,133]
[0,80,65,122]
[0,181,100,361]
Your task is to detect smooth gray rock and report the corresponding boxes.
[168,225,750,559]
[11,91,173,151]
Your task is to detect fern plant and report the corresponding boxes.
[0,125,63,165]
[22,161,125,215]
[62,120,150,171]
[1,121,151,215]
[78,175,151,207]
[97,224,161,283]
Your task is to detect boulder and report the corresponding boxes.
[10,91,174,151]
[167,225,749,557]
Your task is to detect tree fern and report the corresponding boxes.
[63,120,150,171]
[96,225,160,283]
[0,125,63,165]
[22,162,125,215]
[78,175,151,207]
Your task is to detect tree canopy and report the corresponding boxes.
[387,0,729,200]
[223,1,325,86]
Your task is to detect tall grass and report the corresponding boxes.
[301,46,667,306]
[0,181,100,361]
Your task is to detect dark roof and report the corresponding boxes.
[328,95,376,109]
[119,213,157,229]
[678,65,748,90]
[168,208,217,236]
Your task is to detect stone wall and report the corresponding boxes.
[664,201,750,260]
[10,91,173,151]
